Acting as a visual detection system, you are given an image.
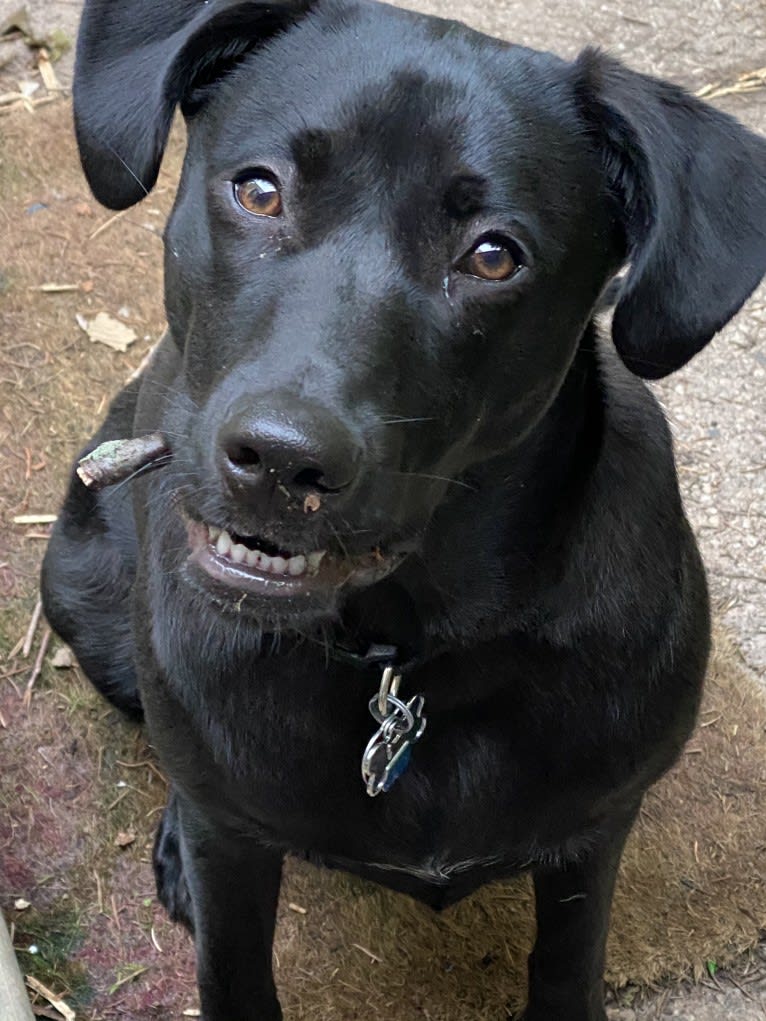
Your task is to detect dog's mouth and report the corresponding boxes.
[185,518,401,599]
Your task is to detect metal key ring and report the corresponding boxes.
[368,693,415,731]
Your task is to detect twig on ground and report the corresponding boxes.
[23,627,51,708]
[695,67,766,101]
[22,598,43,658]
[25,975,75,1021]
[89,209,128,241]
[351,943,383,963]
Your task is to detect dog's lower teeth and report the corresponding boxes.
[307,551,326,572]
[207,526,321,578]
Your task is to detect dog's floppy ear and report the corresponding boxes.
[574,49,766,379]
[74,0,312,210]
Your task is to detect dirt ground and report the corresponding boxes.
[1,1,764,1019]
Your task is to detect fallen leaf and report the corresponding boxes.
[81,312,137,352]
[114,831,136,848]
[50,648,73,669]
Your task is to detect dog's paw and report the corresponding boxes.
[153,795,194,932]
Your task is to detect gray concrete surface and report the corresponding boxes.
[2,0,764,1018]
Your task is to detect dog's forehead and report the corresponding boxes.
[206,0,578,176]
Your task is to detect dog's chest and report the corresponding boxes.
[148,632,611,885]
[161,670,554,881]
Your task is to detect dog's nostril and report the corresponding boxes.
[227,444,262,469]
[293,466,336,492]
[218,403,361,499]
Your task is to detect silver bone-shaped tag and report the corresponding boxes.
[361,666,427,797]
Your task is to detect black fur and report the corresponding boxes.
[42,1,766,1018]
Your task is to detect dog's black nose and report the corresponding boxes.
[218,401,361,501]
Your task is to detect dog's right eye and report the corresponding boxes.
[457,236,523,282]
[233,175,282,217]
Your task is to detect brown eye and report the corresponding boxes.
[234,175,282,217]
[460,237,521,281]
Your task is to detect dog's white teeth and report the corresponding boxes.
[215,529,232,557]
[229,541,247,564]
[307,551,326,574]
[208,524,325,579]
[287,554,306,576]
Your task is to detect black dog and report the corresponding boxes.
[41,0,766,1017]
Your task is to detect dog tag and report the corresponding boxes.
[361,667,426,797]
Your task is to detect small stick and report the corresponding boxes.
[76,434,170,491]
[351,943,383,964]
[7,635,25,660]
[24,976,74,1021]
[22,599,43,658]
[27,284,80,293]
[23,627,51,708]
[89,208,128,241]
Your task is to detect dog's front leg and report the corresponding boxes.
[518,806,639,1021]
[176,796,284,1021]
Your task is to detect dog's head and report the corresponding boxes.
[74,0,765,627]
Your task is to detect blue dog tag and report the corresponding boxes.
[361,666,426,797]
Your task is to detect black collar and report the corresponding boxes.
[330,641,424,676]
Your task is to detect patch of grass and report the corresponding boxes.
[14,900,93,1008]
[55,674,103,717]
[48,29,72,64]
[0,600,35,654]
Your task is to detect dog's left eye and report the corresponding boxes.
[457,237,522,281]
[233,175,282,217]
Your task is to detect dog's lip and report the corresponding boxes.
[184,517,401,598]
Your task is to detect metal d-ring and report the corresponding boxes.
[377,665,402,716]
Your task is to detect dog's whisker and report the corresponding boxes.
[104,141,150,197]
[325,518,351,559]
[376,417,437,426]
[383,470,477,493]
[99,453,174,496]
